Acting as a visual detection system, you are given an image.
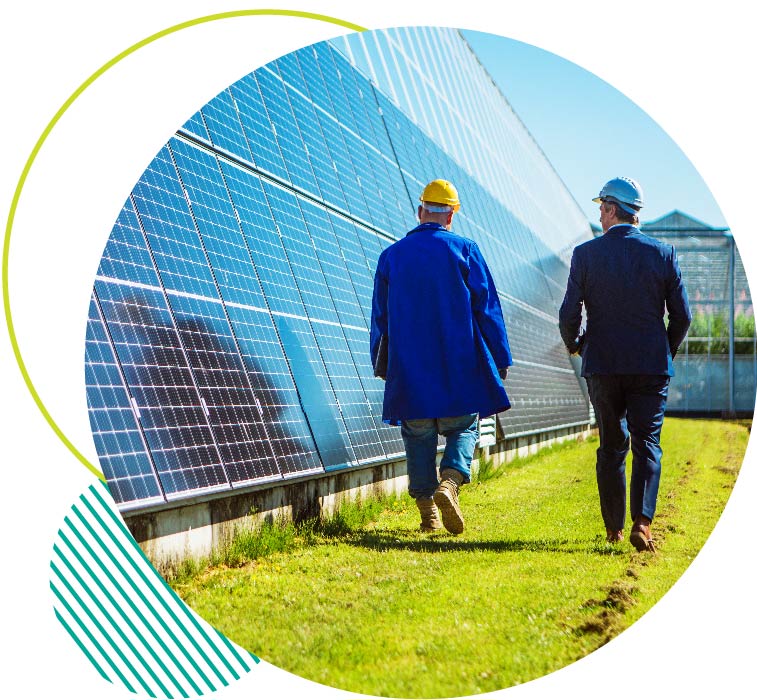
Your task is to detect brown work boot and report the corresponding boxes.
[605,528,624,543]
[630,516,656,553]
[433,468,465,534]
[415,497,442,533]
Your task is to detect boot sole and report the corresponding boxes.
[433,489,464,535]
[630,530,655,553]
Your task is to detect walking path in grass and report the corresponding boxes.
[172,418,748,698]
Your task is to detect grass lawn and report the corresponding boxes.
[171,418,748,698]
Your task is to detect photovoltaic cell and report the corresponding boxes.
[342,324,404,456]
[499,363,589,436]
[274,52,310,100]
[285,87,349,213]
[220,162,306,317]
[298,199,366,329]
[309,320,385,463]
[313,42,359,135]
[97,198,161,287]
[327,213,376,326]
[179,110,210,143]
[377,92,427,186]
[497,301,590,434]
[362,87,416,230]
[333,49,375,144]
[309,41,413,234]
[296,44,337,117]
[339,125,385,230]
[261,181,340,324]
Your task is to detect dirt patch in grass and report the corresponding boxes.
[578,580,639,642]
[714,464,739,475]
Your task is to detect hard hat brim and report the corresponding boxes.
[594,195,640,215]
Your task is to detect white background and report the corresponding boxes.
[1,1,754,698]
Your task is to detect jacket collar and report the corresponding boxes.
[605,223,639,236]
[406,222,446,236]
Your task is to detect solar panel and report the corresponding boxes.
[200,88,255,163]
[179,110,211,144]
[255,65,320,198]
[169,138,267,309]
[87,35,589,508]
[227,73,289,182]
[94,280,230,499]
[224,303,323,476]
[85,296,163,506]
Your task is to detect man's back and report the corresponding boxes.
[371,221,511,424]
[560,224,690,376]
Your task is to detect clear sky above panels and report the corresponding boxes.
[462,30,727,229]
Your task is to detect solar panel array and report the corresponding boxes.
[86,39,590,509]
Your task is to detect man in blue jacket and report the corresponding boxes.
[559,177,691,552]
[371,179,512,535]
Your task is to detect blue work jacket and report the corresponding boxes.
[559,224,692,377]
[370,222,512,425]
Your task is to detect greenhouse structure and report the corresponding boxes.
[641,211,755,415]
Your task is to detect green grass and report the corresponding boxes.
[172,418,747,698]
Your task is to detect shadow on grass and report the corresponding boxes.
[338,529,621,556]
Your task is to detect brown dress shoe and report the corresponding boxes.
[605,528,624,543]
[630,516,656,552]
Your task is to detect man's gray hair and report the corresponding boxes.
[421,202,453,214]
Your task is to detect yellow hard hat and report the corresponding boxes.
[419,179,460,212]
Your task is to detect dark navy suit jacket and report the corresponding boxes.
[559,225,692,377]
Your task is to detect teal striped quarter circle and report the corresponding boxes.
[50,482,257,698]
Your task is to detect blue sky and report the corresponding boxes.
[462,30,727,228]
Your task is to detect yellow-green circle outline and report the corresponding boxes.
[2,10,367,482]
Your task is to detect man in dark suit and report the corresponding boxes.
[559,177,691,552]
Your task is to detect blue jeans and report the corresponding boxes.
[586,374,670,530]
[401,414,479,499]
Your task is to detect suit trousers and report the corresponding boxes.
[585,374,670,531]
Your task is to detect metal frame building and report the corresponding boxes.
[642,211,756,415]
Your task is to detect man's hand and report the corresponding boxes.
[498,367,508,382]
[568,332,586,356]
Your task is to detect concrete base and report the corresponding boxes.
[126,423,593,575]
[486,424,594,465]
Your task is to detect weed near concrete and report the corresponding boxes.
[168,492,415,584]
[172,418,746,698]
